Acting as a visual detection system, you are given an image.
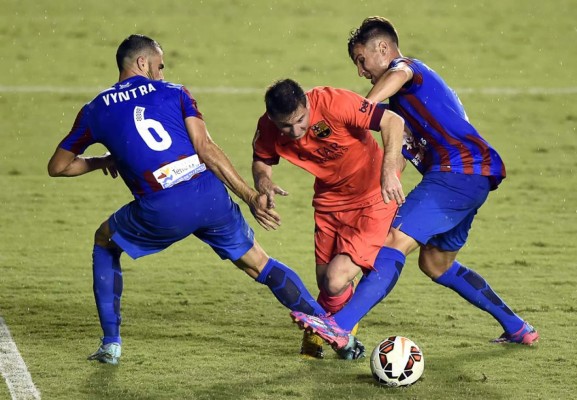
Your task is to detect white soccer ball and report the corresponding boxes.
[370,336,424,387]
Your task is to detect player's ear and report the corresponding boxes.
[136,56,146,70]
[378,40,388,54]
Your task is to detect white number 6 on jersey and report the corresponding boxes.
[133,106,172,151]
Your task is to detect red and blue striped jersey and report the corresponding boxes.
[59,76,208,198]
[388,57,506,189]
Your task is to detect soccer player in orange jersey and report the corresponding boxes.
[291,17,538,354]
[252,79,405,359]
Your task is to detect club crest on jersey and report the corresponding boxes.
[311,121,331,138]
[359,99,371,113]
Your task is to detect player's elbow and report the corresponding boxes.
[47,162,64,177]
[48,148,77,177]
[47,157,69,177]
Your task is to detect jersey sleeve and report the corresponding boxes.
[390,57,423,93]
[321,88,386,132]
[180,86,203,120]
[252,114,280,165]
[58,104,97,155]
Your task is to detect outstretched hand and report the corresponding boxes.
[249,192,282,231]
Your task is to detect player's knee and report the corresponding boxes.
[249,242,270,271]
[418,260,438,279]
[321,255,360,295]
[418,258,451,279]
[322,276,351,296]
[234,241,269,279]
[94,221,113,248]
[384,228,417,255]
[418,246,456,279]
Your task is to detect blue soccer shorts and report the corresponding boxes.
[392,171,491,251]
[108,172,254,261]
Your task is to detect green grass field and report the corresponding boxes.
[1,0,577,399]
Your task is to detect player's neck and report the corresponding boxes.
[391,49,403,60]
[118,69,147,83]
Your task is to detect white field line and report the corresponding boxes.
[0,318,41,400]
[0,85,262,95]
[0,85,577,96]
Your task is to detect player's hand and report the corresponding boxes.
[100,152,118,179]
[264,185,288,209]
[381,172,405,206]
[254,175,288,209]
[249,193,282,231]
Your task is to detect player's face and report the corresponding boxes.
[144,49,165,80]
[270,103,310,140]
[352,40,389,84]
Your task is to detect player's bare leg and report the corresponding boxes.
[301,256,361,359]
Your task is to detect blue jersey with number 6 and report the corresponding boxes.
[59,75,207,198]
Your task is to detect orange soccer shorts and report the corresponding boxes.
[314,200,398,270]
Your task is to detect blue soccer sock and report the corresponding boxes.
[434,260,524,334]
[255,258,326,316]
[92,244,123,345]
[333,247,405,331]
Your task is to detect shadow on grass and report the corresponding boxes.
[85,365,158,400]
[81,342,534,400]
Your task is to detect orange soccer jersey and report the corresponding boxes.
[253,87,388,212]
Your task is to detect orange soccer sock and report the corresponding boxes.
[317,283,354,314]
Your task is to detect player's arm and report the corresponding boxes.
[252,160,288,210]
[185,116,281,230]
[366,63,413,103]
[47,148,117,178]
[378,109,406,205]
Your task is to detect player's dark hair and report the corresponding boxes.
[264,79,307,118]
[347,16,399,61]
[116,34,162,73]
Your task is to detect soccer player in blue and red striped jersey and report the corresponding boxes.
[292,17,538,350]
[48,34,327,365]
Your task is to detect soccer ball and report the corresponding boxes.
[370,336,424,387]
